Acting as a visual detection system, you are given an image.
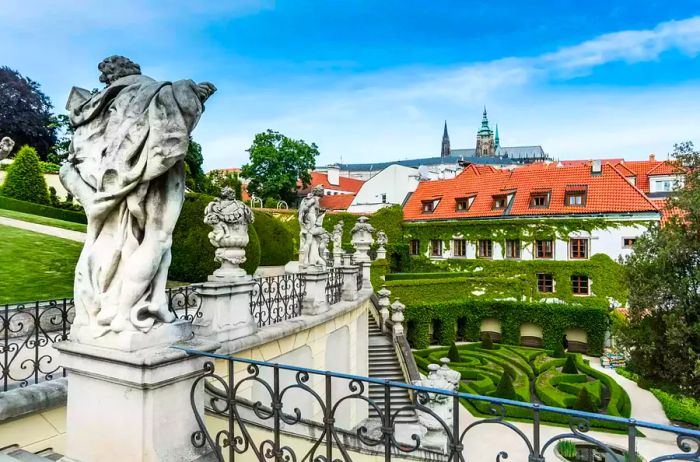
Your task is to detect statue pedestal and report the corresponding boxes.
[333,251,343,267]
[194,278,257,346]
[300,267,329,315]
[359,261,372,290]
[55,336,219,462]
[69,319,193,353]
[376,246,387,260]
[340,265,359,301]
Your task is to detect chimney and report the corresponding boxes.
[649,153,656,162]
[591,159,602,175]
[327,164,340,186]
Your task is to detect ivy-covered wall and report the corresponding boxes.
[403,299,609,355]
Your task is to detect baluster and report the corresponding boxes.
[627,421,637,462]
[2,303,7,392]
[325,373,332,462]
[452,394,460,462]
[228,360,235,462]
[383,380,392,462]
[273,364,281,462]
[34,301,39,385]
[530,405,544,462]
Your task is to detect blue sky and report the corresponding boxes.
[2,1,700,169]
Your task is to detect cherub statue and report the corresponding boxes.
[0,137,15,160]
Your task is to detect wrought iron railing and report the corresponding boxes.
[180,347,700,462]
[250,274,306,327]
[0,299,74,391]
[166,284,203,321]
[326,267,343,305]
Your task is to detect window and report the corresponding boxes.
[565,192,586,206]
[537,274,554,293]
[478,240,492,258]
[622,238,636,249]
[409,239,420,256]
[422,200,435,213]
[455,197,472,211]
[381,193,387,204]
[571,275,590,295]
[535,240,553,259]
[529,193,549,208]
[453,239,467,257]
[569,238,589,259]
[430,240,442,257]
[505,239,521,259]
[492,195,507,210]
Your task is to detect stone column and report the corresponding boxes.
[301,267,330,315]
[390,299,405,338]
[359,261,372,291]
[377,286,391,332]
[340,264,359,301]
[56,332,219,462]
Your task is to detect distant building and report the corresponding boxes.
[298,167,366,211]
[347,164,419,214]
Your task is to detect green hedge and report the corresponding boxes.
[253,211,294,266]
[0,196,87,224]
[404,299,608,355]
[170,193,260,282]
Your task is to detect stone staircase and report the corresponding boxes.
[0,446,63,461]
[367,316,418,424]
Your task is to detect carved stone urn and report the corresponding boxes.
[204,187,254,281]
[350,216,375,263]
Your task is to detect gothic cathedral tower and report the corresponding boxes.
[441,121,451,157]
[475,108,495,157]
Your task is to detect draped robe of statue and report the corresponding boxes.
[60,74,208,337]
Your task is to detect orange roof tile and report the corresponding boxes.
[404,162,659,221]
[320,194,355,211]
[616,159,683,193]
[302,171,365,194]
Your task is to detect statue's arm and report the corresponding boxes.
[59,163,95,211]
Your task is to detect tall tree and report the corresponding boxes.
[620,141,700,398]
[241,130,319,204]
[0,67,56,159]
[184,138,208,192]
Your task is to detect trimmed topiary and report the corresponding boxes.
[253,211,294,266]
[481,333,494,350]
[573,387,597,412]
[170,193,260,282]
[447,343,461,362]
[562,355,578,374]
[0,145,49,204]
[493,372,517,400]
[552,343,566,358]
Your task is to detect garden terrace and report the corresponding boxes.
[413,343,632,431]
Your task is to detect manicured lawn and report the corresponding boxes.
[414,343,631,431]
[0,208,87,232]
[0,225,82,303]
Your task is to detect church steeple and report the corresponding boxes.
[478,107,492,135]
[441,120,451,157]
[475,107,496,157]
[495,124,500,147]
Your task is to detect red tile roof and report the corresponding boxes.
[302,171,365,194]
[320,194,355,211]
[614,159,683,193]
[404,162,659,221]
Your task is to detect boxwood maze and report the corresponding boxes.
[413,344,631,430]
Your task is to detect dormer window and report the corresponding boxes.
[422,198,440,213]
[565,185,587,207]
[529,191,550,209]
[492,195,507,210]
[455,195,476,212]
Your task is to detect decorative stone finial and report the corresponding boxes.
[351,216,374,263]
[204,187,254,281]
[390,299,405,337]
[375,230,388,260]
[377,285,391,331]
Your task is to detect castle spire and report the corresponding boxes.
[441,120,451,157]
[478,107,492,134]
[495,124,500,147]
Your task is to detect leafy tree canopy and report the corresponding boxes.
[0,67,56,160]
[620,141,700,398]
[241,130,319,204]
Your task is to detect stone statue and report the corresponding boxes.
[204,187,254,281]
[298,185,328,267]
[60,56,216,339]
[375,230,388,260]
[331,220,344,266]
[413,363,457,451]
[0,137,14,160]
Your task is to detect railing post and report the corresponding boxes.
[227,360,235,462]
[627,420,637,462]
[529,405,545,462]
[383,380,392,462]
[325,373,333,462]
[452,394,461,462]
[300,268,330,315]
[2,303,7,392]
[193,278,257,347]
[273,364,282,462]
[340,264,359,302]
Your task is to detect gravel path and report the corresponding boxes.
[0,217,86,242]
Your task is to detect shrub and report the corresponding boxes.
[562,355,578,374]
[492,372,517,400]
[481,333,494,350]
[1,145,49,204]
[650,388,700,426]
[0,195,86,223]
[170,193,260,282]
[447,343,461,362]
[253,211,294,266]
[552,343,566,358]
[573,387,597,412]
